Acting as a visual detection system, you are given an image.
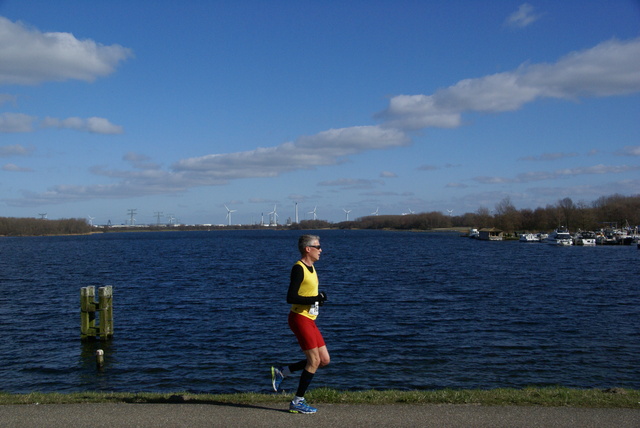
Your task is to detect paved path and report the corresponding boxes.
[1,403,639,427]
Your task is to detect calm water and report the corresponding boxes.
[0,229,638,394]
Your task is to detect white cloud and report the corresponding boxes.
[123,152,160,170]
[173,125,408,180]
[519,152,579,161]
[475,164,640,185]
[2,163,32,172]
[0,144,34,157]
[526,179,640,200]
[0,93,17,105]
[380,171,397,178]
[556,164,640,176]
[506,3,542,28]
[0,112,35,132]
[318,178,384,189]
[123,152,150,163]
[296,126,410,154]
[6,125,408,206]
[445,182,469,189]
[85,117,124,134]
[418,163,460,171]
[522,38,640,98]
[474,176,514,184]
[8,168,196,207]
[616,145,640,156]
[41,116,124,134]
[377,94,463,129]
[378,38,640,130]
[0,16,133,85]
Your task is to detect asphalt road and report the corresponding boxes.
[1,403,639,427]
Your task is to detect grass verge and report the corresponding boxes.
[1,387,638,408]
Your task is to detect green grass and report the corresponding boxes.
[1,388,638,408]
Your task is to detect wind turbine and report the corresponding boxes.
[224,205,236,226]
[343,208,352,221]
[447,209,454,216]
[87,215,94,226]
[308,206,317,220]
[371,207,379,216]
[268,204,278,226]
[402,208,415,216]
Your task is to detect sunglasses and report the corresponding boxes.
[307,245,322,250]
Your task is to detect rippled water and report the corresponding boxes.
[0,230,638,393]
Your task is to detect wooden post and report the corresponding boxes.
[81,285,113,341]
[80,286,96,340]
[98,286,113,340]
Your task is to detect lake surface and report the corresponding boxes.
[1,229,638,394]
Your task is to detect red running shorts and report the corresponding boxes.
[288,311,326,351]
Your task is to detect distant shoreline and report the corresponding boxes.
[2,226,472,238]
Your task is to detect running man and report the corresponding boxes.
[271,234,329,414]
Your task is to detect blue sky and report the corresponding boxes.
[1,1,639,225]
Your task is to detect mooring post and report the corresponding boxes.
[98,286,113,340]
[80,285,113,341]
[95,349,104,369]
[80,286,96,340]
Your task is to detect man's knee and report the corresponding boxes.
[306,354,321,369]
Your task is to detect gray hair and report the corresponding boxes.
[298,234,320,255]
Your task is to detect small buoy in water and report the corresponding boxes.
[96,349,104,369]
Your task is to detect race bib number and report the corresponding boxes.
[309,302,319,316]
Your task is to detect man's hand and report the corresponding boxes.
[318,291,328,306]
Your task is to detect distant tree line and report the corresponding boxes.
[343,194,640,234]
[0,217,92,236]
[1,194,638,236]
[289,219,333,230]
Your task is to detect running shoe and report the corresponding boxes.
[271,366,284,392]
[289,398,317,414]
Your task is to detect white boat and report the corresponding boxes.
[546,228,573,246]
[596,228,627,245]
[468,228,480,239]
[519,233,539,243]
[574,231,596,246]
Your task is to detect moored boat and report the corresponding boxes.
[596,228,628,245]
[546,227,573,246]
[467,228,480,239]
[519,233,539,243]
[574,231,596,246]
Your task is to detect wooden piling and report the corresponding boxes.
[80,286,96,340]
[80,285,113,341]
[98,286,113,340]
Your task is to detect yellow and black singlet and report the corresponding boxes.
[287,260,320,320]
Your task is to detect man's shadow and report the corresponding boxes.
[123,394,290,413]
